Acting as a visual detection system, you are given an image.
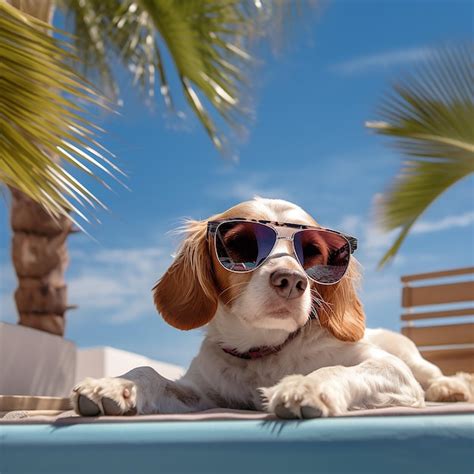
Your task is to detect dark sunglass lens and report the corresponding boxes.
[294,230,350,284]
[215,222,276,272]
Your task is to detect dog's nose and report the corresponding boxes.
[270,269,308,299]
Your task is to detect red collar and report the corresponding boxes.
[221,328,301,360]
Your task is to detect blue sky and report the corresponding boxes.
[1,0,473,367]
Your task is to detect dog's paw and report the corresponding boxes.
[425,375,470,403]
[71,377,138,416]
[259,374,347,419]
[455,372,474,402]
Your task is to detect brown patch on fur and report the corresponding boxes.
[164,383,201,406]
[315,260,365,342]
[154,200,279,330]
[153,220,218,330]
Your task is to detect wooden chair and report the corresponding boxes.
[401,267,474,375]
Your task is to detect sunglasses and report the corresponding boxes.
[207,219,357,285]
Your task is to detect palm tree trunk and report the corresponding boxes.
[10,188,72,336]
[8,0,72,336]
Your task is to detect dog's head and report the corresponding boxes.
[153,198,365,342]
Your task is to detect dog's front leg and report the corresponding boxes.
[261,356,425,419]
[72,366,206,416]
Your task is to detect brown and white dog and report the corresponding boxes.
[72,198,472,418]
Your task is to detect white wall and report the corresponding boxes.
[75,346,185,382]
[0,322,185,397]
[0,322,76,397]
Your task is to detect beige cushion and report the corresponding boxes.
[0,395,71,417]
[2,402,473,424]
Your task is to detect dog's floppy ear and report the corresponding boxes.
[153,220,218,330]
[316,261,365,342]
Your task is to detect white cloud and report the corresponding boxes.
[337,215,363,236]
[207,173,292,202]
[330,47,433,75]
[333,214,394,255]
[412,211,474,234]
[0,262,16,290]
[0,247,173,326]
[364,226,398,254]
[0,292,16,324]
[359,210,474,263]
[68,245,172,325]
[336,210,474,262]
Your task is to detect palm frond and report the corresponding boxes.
[59,0,318,154]
[367,44,474,267]
[0,1,120,222]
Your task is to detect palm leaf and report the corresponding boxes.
[367,44,474,267]
[59,0,317,154]
[0,1,120,223]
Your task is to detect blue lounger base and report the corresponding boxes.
[1,414,473,474]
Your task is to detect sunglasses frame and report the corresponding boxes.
[207,218,358,285]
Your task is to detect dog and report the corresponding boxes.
[72,198,472,418]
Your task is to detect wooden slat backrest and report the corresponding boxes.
[402,281,474,308]
[420,348,474,375]
[400,267,474,375]
[402,323,474,346]
[401,307,473,322]
[401,267,474,283]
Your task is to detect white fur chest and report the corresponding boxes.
[185,327,341,409]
